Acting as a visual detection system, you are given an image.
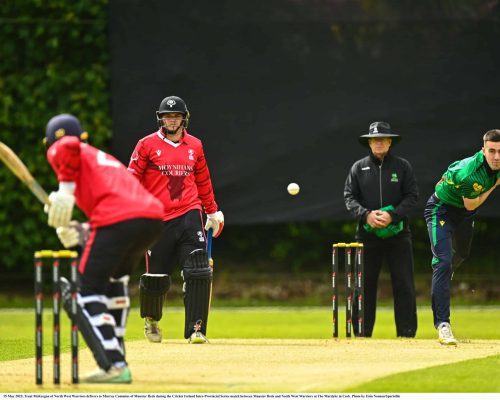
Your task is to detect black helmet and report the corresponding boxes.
[156,96,190,129]
[44,114,89,147]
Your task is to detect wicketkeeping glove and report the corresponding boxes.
[204,210,224,238]
[56,221,90,248]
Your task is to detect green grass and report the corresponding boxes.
[127,305,500,340]
[1,306,499,392]
[349,355,500,392]
[1,306,500,361]
[0,307,500,361]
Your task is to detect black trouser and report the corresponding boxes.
[353,233,417,337]
[80,218,163,290]
[146,209,211,338]
[78,218,163,367]
[147,209,206,274]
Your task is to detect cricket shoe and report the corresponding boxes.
[437,322,458,346]
[144,317,162,343]
[82,366,132,383]
[188,331,209,344]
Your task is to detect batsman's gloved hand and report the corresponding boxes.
[56,221,90,248]
[46,182,76,228]
[205,210,224,238]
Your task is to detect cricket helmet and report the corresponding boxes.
[44,114,89,147]
[358,121,401,148]
[156,96,190,129]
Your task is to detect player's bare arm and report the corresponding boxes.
[463,183,498,211]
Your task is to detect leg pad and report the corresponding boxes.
[182,249,212,339]
[139,273,170,321]
[106,275,130,352]
[60,277,113,371]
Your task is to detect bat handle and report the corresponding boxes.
[207,228,213,267]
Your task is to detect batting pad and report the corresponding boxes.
[139,273,170,321]
[106,276,130,351]
[59,277,113,371]
[182,249,212,338]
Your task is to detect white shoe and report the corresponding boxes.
[189,331,209,344]
[437,322,458,346]
[144,317,162,343]
[82,366,132,383]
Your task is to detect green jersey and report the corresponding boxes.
[435,150,499,208]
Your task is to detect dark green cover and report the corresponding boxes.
[363,205,403,239]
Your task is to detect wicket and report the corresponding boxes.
[332,242,364,338]
[34,250,79,385]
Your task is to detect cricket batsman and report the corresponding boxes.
[44,114,164,382]
[128,95,224,344]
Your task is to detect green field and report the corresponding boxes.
[0,306,499,393]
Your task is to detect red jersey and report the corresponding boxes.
[127,129,218,221]
[47,136,164,227]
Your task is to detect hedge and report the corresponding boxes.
[0,0,110,271]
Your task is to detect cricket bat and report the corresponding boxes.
[0,141,50,205]
[207,227,214,309]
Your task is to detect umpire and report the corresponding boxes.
[344,121,419,337]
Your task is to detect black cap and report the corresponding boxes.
[358,121,401,147]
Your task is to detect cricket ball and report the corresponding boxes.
[287,182,300,196]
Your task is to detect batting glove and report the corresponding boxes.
[47,182,76,228]
[56,221,90,248]
[205,210,224,238]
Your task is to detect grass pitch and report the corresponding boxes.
[0,306,499,393]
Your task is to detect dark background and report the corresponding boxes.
[0,1,498,282]
[109,0,500,224]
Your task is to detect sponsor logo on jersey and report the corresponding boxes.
[439,220,445,226]
[158,164,194,176]
[472,182,483,193]
[391,173,398,182]
[156,149,161,156]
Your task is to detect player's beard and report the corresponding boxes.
[163,124,182,136]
